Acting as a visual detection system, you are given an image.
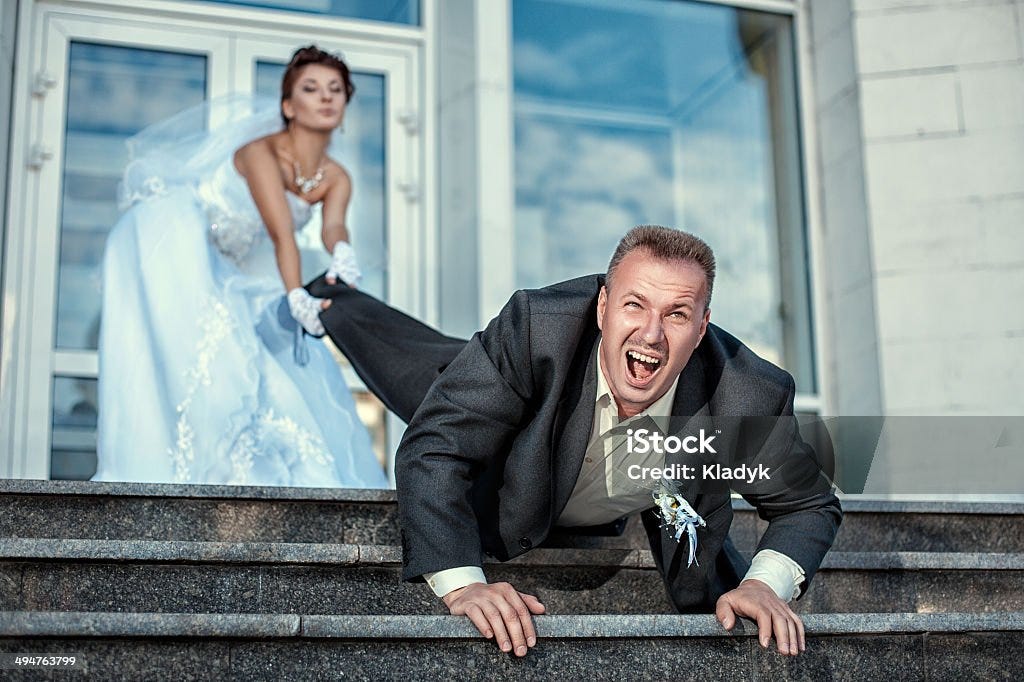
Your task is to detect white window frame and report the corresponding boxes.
[0,0,436,479]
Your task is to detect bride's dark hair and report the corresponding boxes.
[280,45,356,127]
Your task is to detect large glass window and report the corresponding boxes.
[193,0,419,25]
[513,0,815,392]
[4,2,423,482]
[51,43,208,478]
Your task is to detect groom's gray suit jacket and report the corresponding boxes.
[315,274,842,612]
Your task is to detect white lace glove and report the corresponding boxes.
[325,240,362,286]
[287,288,326,337]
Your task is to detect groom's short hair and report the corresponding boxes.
[606,225,716,310]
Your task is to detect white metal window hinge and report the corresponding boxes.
[27,144,53,170]
[396,110,419,135]
[397,180,420,203]
[32,71,57,97]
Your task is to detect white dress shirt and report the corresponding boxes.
[424,342,805,602]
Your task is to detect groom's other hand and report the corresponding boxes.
[715,579,806,656]
[442,582,546,657]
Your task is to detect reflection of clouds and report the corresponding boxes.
[514,93,784,363]
[510,0,800,369]
[514,42,582,91]
[514,123,562,193]
[515,117,674,288]
[513,0,742,111]
[677,101,781,363]
[517,119,673,212]
[515,30,658,107]
[560,133,672,205]
[67,45,206,134]
[550,198,636,267]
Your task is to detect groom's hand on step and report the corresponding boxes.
[715,579,805,656]
[442,582,546,657]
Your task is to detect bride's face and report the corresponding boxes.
[282,64,347,132]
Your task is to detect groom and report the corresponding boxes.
[313,225,841,658]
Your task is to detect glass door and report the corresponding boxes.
[1,3,422,481]
[233,37,422,478]
[234,36,421,308]
[52,41,217,478]
[5,11,231,480]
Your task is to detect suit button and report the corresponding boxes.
[519,537,532,550]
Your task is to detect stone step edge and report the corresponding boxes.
[0,540,647,568]
[1,539,1023,571]
[0,480,395,502]
[4,481,1024,515]
[2,611,1022,640]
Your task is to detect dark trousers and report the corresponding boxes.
[308,276,467,424]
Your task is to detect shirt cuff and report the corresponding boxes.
[423,566,487,598]
[741,549,806,602]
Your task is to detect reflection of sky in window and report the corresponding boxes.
[65,45,207,135]
[514,0,740,113]
[513,0,789,364]
[515,120,675,286]
[191,0,419,24]
[255,63,387,300]
[57,43,207,350]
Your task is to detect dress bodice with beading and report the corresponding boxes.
[197,158,313,265]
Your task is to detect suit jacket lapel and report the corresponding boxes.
[550,333,600,521]
[672,351,709,419]
[663,350,712,503]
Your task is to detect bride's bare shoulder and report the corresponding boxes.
[323,158,352,189]
[234,133,284,175]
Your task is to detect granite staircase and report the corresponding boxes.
[0,480,1022,680]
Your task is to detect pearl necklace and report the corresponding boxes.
[293,161,325,194]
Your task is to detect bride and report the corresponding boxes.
[94,46,388,488]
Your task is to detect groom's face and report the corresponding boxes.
[597,249,710,419]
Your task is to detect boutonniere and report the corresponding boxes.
[653,491,706,568]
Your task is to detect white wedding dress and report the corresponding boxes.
[94,96,388,488]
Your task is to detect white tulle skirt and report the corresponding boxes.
[95,183,388,488]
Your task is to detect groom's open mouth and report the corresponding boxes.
[625,348,663,388]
